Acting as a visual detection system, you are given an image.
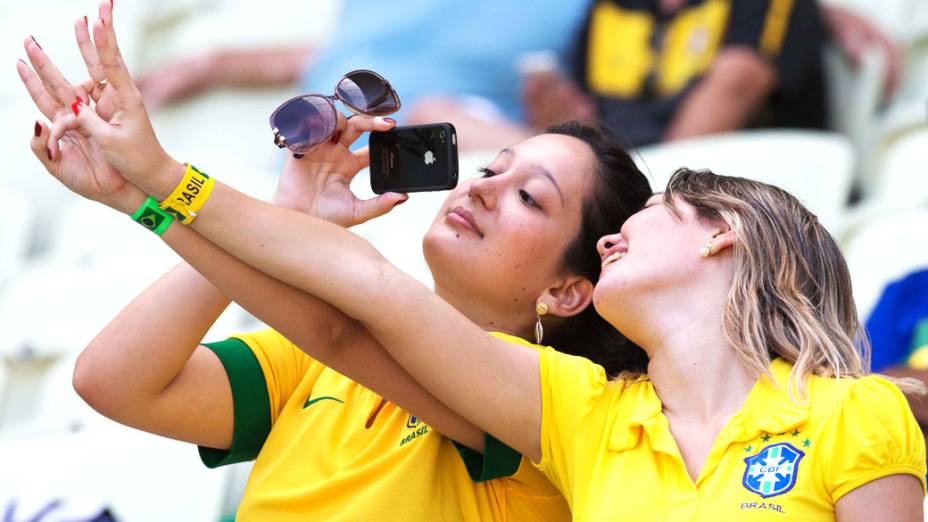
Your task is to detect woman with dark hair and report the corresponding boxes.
[19,4,650,519]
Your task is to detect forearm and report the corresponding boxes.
[664,48,776,141]
[157,191,486,449]
[206,46,313,90]
[881,367,928,425]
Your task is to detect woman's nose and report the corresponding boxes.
[468,176,497,210]
[596,232,622,258]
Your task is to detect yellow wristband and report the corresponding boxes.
[159,163,216,224]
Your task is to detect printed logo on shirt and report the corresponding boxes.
[399,414,429,447]
[742,442,805,498]
[303,395,345,409]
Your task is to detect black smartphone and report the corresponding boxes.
[369,123,458,194]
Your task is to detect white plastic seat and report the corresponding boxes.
[870,127,928,208]
[0,421,229,522]
[0,189,33,288]
[634,130,855,233]
[841,207,928,320]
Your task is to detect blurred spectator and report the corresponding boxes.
[866,269,928,435]
[821,4,903,97]
[138,0,592,149]
[522,0,827,147]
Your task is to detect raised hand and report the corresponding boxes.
[272,114,408,228]
[37,1,179,202]
[17,19,137,213]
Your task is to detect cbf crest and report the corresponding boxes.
[742,443,805,498]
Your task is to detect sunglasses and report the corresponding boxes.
[270,69,401,155]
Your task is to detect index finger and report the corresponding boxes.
[339,114,396,147]
[91,1,140,101]
[75,15,106,84]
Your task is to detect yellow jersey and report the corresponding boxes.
[200,329,569,521]
[535,350,926,520]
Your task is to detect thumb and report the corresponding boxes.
[73,99,114,142]
[353,192,409,225]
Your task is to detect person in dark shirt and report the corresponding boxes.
[524,0,826,147]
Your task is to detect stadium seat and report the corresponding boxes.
[0,189,32,288]
[870,127,928,208]
[634,130,855,233]
[842,207,928,319]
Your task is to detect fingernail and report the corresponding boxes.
[383,118,397,125]
[100,17,105,28]
[394,197,408,206]
[46,148,52,161]
[30,36,42,51]
[71,97,82,116]
[17,58,26,65]
[84,16,88,26]
[34,121,41,137]
[329,130,343,144]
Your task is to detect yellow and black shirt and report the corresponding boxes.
[199,329,569,521]
[572,0,825,146]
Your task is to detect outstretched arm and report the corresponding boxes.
[22,6,487,451]
[59,2,544,460]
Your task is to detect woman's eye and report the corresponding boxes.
[478,167,497,178]
[519,189,539,208]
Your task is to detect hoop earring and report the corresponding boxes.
[535,302,549,344]
[700,240,714,258]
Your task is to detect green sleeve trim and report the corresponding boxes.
[198,338,272,468]
[453,433,523,483]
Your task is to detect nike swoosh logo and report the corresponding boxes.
[303,395,345,409]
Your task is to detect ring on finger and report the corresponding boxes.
[90,78,108,100]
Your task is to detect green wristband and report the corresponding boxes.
[130,196,175,235]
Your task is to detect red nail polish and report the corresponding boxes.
[84,16,88,26]
[394,197,408,206]
[71,98,82,116]
[46,148,52,161]
[384,118,396,125]
[34,121,41,137]
[330,129,343,144]
[30,36,42,51]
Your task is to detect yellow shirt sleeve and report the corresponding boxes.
[233,328,316,423]
[535,348,613,496]
[823,376,927,501]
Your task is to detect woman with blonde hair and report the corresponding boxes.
[32,4,926,519]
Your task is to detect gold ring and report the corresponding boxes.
[95,79,108,90]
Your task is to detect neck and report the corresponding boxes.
[620,277,756,421]
[433,283,535,341]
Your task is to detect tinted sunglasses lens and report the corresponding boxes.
[336,71,400,115]
[271,96,336,152]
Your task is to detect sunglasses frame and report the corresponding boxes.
[270,69,401,154]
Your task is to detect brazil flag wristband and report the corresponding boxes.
[159,163,215,224]
[130,196,175,235]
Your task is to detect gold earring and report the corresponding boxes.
[700,240,714,258]
[535,302,549,344]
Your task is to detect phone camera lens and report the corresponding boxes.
[439,130,446,139]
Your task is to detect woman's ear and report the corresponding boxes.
[541,276,594,318]
[709,227,736,256]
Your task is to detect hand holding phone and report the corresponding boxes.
[369,123,459,194]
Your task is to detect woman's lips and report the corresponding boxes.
[601,250,627,270]
[447,207,483,237]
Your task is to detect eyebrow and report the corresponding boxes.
[499,148,565,205]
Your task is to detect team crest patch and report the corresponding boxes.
[742,443,805,498]
[406,415,422,429]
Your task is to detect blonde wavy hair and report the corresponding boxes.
[663,168,925,397]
